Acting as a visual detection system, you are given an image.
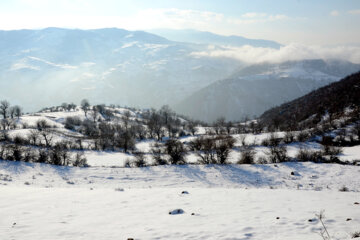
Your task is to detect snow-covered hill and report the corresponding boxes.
[174,59,360,122]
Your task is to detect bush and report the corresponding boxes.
[13,135,28,145]
[214,135,235,164]
[296,148,323,162]
[296,131,310,142]
[65,116,82,130]
[73,153,88,167]
[133,151,147,167]
[238,147,255,164]
[262,133,281,147]
[37,149,48,163]
[190,135,235,164]
[151,143,167,165]
[268,145,288,163]
[165,139,187,165]
[23,149,36,162]
[283,131,295,144]
[322,145,343,162]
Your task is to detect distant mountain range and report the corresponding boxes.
[0,28,241,111]
[0,27,359,122]
[174,59,360,122]
[149,29,282,48]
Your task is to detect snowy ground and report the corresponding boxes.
[0,160,360,240]
[2,111,360,239]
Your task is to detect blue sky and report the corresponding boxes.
[0,0,359,45]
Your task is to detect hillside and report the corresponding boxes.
[260,71,360,130]
[174,59,360,122]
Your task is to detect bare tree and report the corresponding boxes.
[14,105,22,119]
[61,102,68,111]
[28,130,40,145]
[165,139,187,165]
[214,117,225,135]
[9,106,16,119]
[186,121,197,136]
[225,121,233,135]
[40,130,53,147]
[0,100,10,119]
[147,109,163,141]
[91,106,99,123]
[160,105,175,138]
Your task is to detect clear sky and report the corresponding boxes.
[0,0,360,45]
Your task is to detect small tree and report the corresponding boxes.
[190,136,216,164]
[0,100,10,119]
[214,117,225,135]
[91,106,99,123]
[214,135,235,164]
[151,142,167,165]
[165,139,187,165]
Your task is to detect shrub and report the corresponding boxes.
[262,133,281,147]
[296,131,310,142]
[322,145,343,162]
[296,148,323,162]
[124,159,131,168]
[37,149,48,163]
[73,153,88,167]
[151,143,167,165]
[268,145,288,163]
[13,135,28,145]
[165,139,187,165]
[133,151,147,167]
[214,135,235,164]
[65,116,82,130]
[283,131,295,144]
[238,147,255,164]
[23,149,36,162]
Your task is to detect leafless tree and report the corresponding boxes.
[80,99,90,117]
[0,100,10,119]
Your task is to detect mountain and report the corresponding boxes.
[174,59,360,122]
[0,27,241,112]
[148,29,282,49]
[260,71,360,129]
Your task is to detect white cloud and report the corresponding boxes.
[348,9,360,15]
[0,8,287,31]
[330,10,340,16]
[242,12,267,18]
[190,43,360,64]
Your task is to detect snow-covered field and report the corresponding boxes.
[0,160,359,240]
[1,110,360,239]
